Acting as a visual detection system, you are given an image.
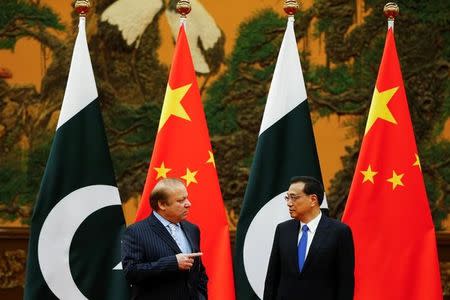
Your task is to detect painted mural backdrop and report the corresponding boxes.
[0,0,449,230]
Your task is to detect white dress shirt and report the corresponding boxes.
[297,211,322,259]
[154,211,192,254]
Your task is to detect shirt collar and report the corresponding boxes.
[154,211,179,227]
[301,211,322,234]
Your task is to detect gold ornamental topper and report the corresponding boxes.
[176,0,192,17]
[383,2,399,20]
[284,0,299,16]
[74,0,91,16]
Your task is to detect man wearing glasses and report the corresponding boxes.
[264,176,355,300]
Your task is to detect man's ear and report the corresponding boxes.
[158,200,166,211]
[310,194,319,207]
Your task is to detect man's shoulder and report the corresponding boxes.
[181,219,200,231]
[277,218,298,229]
[125,216,153,233]
[321,215,351,232]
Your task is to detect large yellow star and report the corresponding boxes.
[360,165,378,184]
[365,86,399,134]
[181,168,198,186]
[387,170,405,190]
[154,162,171,180]
[158,83,192,131]
[206,150,216,168]
[413,153,421,171]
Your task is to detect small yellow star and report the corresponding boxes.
[158,83,192,131]
[365,86,399,134]
[360,165,378,184]
[154,162,171,179]
[413,154,421,171]
[387,170,405,190]
[206,150,216,168]
[181,168,198,186]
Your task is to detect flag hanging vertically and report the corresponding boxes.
[234,16,328,299]
[24,14,130,300]
[134,22,235,300]
[342,27,442,300]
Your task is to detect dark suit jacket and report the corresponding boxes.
[264,215,354,300]
[121,213,208,300]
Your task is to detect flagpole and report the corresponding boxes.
[176,0,191,27]
[383,2,399,31]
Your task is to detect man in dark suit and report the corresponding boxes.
[264,176,354,300]
[121,178,208,300]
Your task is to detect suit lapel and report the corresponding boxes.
[148,214,181,253]
[180,222,197,252]
[302,214,329,272]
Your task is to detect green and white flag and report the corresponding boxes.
[24,16,129,300]
[234,16,328,299]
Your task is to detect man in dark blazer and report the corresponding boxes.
[264,176,354,300]
[121,178,208,300]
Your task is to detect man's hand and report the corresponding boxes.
[176,252,203,271]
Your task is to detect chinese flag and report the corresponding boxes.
[342,28,442,299]
[135,23,235,299]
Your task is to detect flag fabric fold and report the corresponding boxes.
[234,17,327,299]
[135,21,235,300]
[24,17,129,299]
[342,27,442,300]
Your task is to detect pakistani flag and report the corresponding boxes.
[24,16,129,299]
[234,16,328,299]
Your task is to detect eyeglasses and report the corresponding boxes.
[284,193,309,202]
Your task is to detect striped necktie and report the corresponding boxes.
[168,223,180,246]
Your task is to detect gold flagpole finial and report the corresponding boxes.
[74,0,91,17]
[284,0,299,16]
[176,0,191,19]
[384,2,399,21]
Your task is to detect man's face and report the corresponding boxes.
[286,182,313,221]
[159,184,191,223]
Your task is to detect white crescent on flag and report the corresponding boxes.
[38,185,122,299]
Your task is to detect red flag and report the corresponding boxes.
[342,28,442,300]
[135,23,235,300]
